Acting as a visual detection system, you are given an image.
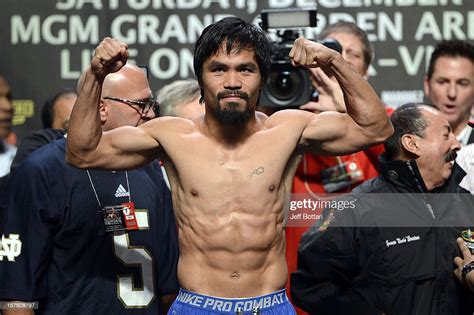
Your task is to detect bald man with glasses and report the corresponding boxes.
[0,63,178,315]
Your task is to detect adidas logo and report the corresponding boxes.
[115,184,130,198]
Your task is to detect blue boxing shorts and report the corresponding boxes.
[168,288,297,314]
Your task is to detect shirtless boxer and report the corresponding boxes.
[66,17,393,314]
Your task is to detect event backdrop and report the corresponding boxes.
[1,0,473,142]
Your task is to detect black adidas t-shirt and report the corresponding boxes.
[0,138,179,314]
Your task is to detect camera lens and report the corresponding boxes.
[260,64,313,108]
[268,70,302,101]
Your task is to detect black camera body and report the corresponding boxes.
[260,29,314,108]
[259,8,342,109]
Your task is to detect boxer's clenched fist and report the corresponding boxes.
[289,37,338,69]
[91,37,129,79]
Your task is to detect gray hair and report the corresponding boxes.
[384,103,430,160]
[157,79,201,117]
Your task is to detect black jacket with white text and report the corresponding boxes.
[291,156,474,315]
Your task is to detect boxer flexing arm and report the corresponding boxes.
[288,38,392,155]
[66,38,174,170]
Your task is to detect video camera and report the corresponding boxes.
[259,8,342,108]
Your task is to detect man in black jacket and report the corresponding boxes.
[291,103,474,314]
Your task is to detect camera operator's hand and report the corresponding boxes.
[91,37,129,80]
[300,68,346,113]
[454,237,474,293]
[289,37,336,68]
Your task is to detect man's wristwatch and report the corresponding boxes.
[461,261,474,282]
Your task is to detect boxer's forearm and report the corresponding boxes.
[66,67,104,166]
[327,54,393,140]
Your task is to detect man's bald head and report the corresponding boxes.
[77,64,154,130]
[77,63,146,95]
[101,64,147,97]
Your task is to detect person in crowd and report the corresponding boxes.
[0,75,16,178]
[0,75,12,100]
[8,89,78,176]
[0,63,179,314]
[291,103,474,314]
[65,16,392,314]
[424,40,474,145]
[157,79,204,119]
[41,88,77,130]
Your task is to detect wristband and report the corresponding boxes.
[461,261,474,283]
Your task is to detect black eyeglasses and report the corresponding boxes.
[103,96,159,117]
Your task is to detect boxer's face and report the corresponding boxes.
[201,43,262,125]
